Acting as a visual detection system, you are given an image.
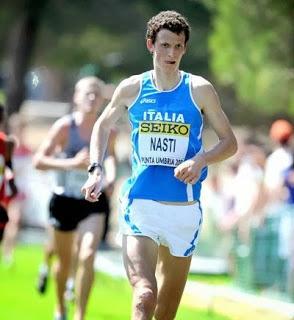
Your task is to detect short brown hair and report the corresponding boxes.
[146,11,190,44]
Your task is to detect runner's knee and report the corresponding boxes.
[79,246,96,267]
[133,286,157,315]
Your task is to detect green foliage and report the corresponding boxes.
[209,0,293,117]
[32,0,211,80]
[0,90,6,104]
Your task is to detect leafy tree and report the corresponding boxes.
[208,0,293,118]
[0,0,211,113]
[1,0,49,115]
[35,0,211,80]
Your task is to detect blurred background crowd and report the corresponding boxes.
[0,0,293,310]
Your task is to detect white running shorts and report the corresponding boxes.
[119,198,203,257]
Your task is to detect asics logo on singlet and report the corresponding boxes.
[140,98,156,104]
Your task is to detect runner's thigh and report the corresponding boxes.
[122,235,158,288]
[78,214,105,256]
[156,245,191,305]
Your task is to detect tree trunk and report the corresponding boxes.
[5,0,48,116]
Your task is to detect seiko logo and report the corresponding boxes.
[140,98,156,104]
[139,121,190,137]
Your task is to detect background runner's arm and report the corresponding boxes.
[33,118,89,171]
[4,137,18,198]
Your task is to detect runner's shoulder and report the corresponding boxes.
[115,74,141,107]
[190,74,212,90]
[49,114,73,137]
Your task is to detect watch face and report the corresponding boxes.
[88,164,96,173]
[88,163,102,173]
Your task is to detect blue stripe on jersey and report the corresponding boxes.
[121,70,208,202]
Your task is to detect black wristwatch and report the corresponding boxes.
[87,162,103,174]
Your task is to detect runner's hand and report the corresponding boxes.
[174,154,206,185]
[81,173,103,202]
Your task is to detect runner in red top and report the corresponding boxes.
[0,105,17,242]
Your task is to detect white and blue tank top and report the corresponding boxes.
[121,70,208,202]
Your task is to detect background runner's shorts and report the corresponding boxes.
[49,192,109,232]
[119,198,203,257]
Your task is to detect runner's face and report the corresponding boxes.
[74,83,104,114]
[147,29,186,72]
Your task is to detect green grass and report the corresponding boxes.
[0,245,231,320]
[188,273,233,286]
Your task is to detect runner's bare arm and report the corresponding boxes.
[103,130,117,187]
[82,75,140,202]
[5,136,16,165]
[174,76,237,185]
[192,76,237,165]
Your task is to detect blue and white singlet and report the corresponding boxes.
[121,70,208,202]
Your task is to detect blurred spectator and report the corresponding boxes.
[263,120,293,268]
[200,170,232,258]
[264,119,293,204]
[217,141,270,287]
[220,142,267,242]
[283,156,294,298]
[239,121,294,294]
[283,156,294,206]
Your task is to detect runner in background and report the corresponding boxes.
[34,77,116,320]
[0,104,18,245]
